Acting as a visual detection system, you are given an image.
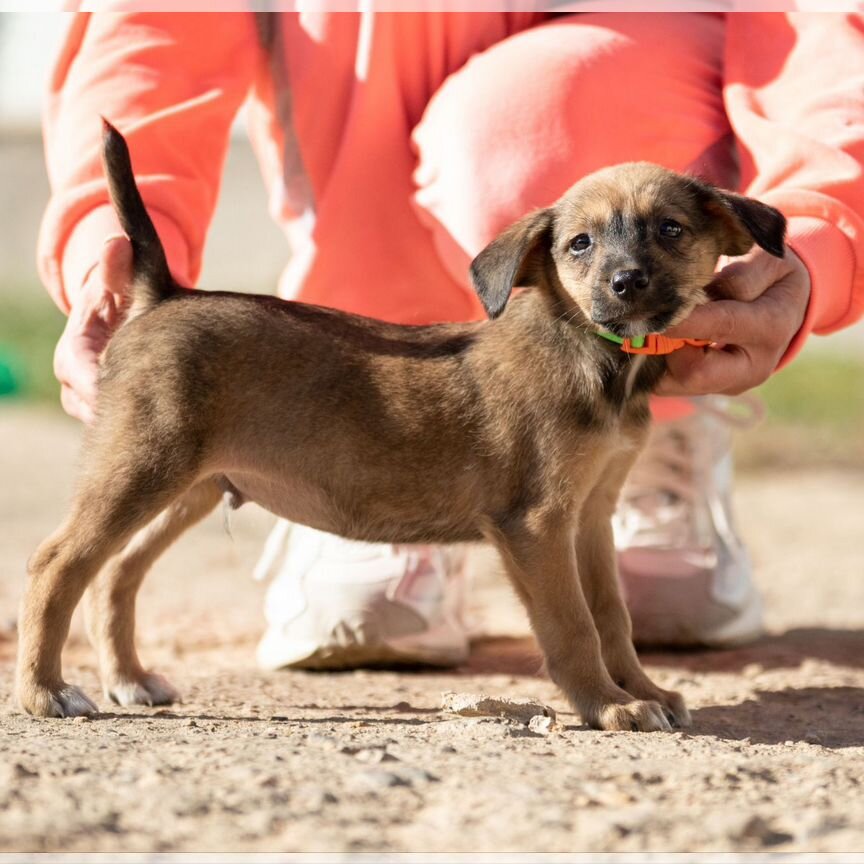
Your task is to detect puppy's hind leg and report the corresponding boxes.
[16,451,202,718]
[84,480,222,708]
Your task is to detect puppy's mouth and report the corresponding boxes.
[589,277,685,338]
[591,309,678,339]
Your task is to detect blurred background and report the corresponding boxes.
[1,15,862,855]
[0,12,289,398]
[1,11,862,471]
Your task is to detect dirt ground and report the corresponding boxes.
[1,404,863,855]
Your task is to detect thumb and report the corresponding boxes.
[97,234,134,293]
[91,235,134,324]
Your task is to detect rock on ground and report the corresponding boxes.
[441,691,557,726]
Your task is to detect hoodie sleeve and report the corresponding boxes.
[723,12,864,364]
[37,12,258,311]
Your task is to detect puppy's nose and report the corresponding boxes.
[610,269,649,296]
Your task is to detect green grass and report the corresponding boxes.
[0,291,65,402]
[737,353,864,471]
[757,353,864,431]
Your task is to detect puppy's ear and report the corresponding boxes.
[470,208,553,319]
[699,184,787,258]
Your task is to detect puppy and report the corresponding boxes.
[16,121,785,730]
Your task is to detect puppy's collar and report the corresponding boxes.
[596,330,711,356]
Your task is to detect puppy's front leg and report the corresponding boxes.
[492,520,671,732]
[576,453,690,728]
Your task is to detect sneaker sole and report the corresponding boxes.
[262,639,470,671]
[622,567,765,649]
[257,590,470,671]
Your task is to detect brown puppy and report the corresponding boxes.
[16,122,785,730]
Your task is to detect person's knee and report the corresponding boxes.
[411,22,620,261]
[412,13,727,281]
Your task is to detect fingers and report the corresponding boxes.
[60,383,95,425]
[657,294,795,396]
[99,235,133,286]
[663,300,734,344]
[52,235,134,424]
[54,335,99,407]
[95,235,134,323]
[658,292,806,396]
[664,296,774,346]
[664,256,809,347]
[707,246,788,302]
[656,344,770,397]
[658,248,811,397]
[54,328,100,423]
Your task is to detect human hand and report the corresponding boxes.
[656,245,811,397]
[54,235,134,423]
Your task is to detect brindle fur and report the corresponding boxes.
[16,123,785,730]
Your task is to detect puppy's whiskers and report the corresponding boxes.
[553,307,591,333]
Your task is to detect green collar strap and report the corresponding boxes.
[596,331,646,349]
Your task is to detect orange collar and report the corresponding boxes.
[597,331,711,355]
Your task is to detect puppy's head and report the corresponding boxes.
[470,163,786,338]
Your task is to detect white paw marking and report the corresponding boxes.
[648,704,672,732]
[107,673,180,707]
[678,705,693,728]
[53,685,98,718]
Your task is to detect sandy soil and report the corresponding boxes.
[1,404,863,854]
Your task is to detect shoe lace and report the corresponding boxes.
[615,395,763,551]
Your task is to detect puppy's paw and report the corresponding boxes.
[106,672,180,707]
[17,681,98,718]
[594,699,672,733]
[618,680,691,729]
[654,688,691,729]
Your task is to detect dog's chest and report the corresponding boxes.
[559,392,650,475]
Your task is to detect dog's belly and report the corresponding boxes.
[222,472,484,545]
[225,473,332,526]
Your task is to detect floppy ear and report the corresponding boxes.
[470,208,553,319]
[700,185,787,259]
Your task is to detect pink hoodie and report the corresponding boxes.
[38,12,864,366]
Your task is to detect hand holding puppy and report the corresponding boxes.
[53,236,133,424]
[658,245,811,397]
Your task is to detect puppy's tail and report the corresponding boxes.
[100,118,176,310]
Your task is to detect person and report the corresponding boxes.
[39,11,864,668]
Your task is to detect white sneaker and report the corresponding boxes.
[255,523,470,670]
[614,396,765,648]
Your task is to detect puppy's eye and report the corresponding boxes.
[569,234,592,254]
[659,219,683,239]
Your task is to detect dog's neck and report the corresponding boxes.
[587,329,666,407]
[530,289,667,404]
[489,290,666,415]
[538,262,668,405]
[595,342,665,405]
